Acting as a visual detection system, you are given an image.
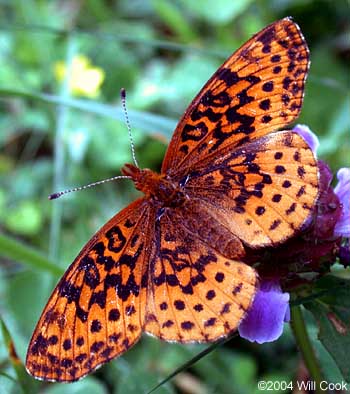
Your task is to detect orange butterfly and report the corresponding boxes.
[26,17,319,382]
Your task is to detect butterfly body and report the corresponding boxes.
[122,163,187,208]
[27,18,320,382]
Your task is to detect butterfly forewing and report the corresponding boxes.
[161,17,318,248]
[26,199,151,382]
[161,17,310,176]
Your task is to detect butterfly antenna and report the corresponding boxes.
[49,175,131,200]
[121,88,139,168]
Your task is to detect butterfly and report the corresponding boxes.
[26,17,319,382]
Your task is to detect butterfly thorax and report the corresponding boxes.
[122,163,187,207]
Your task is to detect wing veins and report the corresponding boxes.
[212,53,306,95]
[178,222,251,319]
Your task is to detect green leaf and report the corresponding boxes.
[152,0,196,42]
[303,308,345,384]
[148,336,232,393]
[304,275,350,382]
[0,233,63,276]
[5,201,43,236]
[44,377,108,394]
[178,0,254,24]
[0,89,177,138]
[0,318,40,394]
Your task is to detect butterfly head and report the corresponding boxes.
[122,163,187,207]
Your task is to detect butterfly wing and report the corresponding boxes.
[143,204,257,341]
[161,17,318,248]
[161,17,310,176]
[26,18,316,382]
[181,130,319,247]
[26,198,151,382]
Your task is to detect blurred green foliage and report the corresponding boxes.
[0,0,349,393]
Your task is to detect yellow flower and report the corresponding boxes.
[54,55,105,98]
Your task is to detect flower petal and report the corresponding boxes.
[239,280,290,344]
[293,124,319,154]
[313,161,342,239]
[334,168,350,237]
[339,242,350,267]
[53,54,105,98]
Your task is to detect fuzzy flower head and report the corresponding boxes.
[54,54,105,98]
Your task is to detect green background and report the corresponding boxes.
[0,0,349,393]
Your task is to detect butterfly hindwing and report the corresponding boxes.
[144,206,257,341]
[182,130,319,247]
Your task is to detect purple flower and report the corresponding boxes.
[334,168,350,238]
[293,124,348,240]
[293,124,319,154]
[312,160,342,240]
[339,241,350,267]
[238,280,290,344]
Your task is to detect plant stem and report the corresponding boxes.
[290,305,323,394]
[49,36,77,263]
